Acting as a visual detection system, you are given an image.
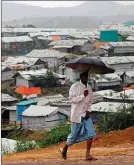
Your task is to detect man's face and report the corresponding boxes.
[80,75,88,85]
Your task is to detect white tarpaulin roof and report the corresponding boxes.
[108,42,134,47]
[49,39,88,46]
[95,89,134,100]
[2,56,40,67]
[2,36,33,43]
[96,73,121,83]
[22,105,69,117]
[36,94,65,106]
[126,36,134,41]
[26,49,66,58]
[2,93,18,102]
[91,102,130,113]
[100,56,134,65]
[16,69,66,80]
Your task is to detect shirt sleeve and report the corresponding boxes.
[69,84,85,104]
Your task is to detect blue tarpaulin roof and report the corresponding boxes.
[17,100,37,106]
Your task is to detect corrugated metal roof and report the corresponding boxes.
[16,69,66,80]
[2,36,33,43]
[49,40,88,47]
[95,90,115,97]
[91,102,130,112]
[2,66,12,71]
[26,49,67,58]
[108,42,134,47]
[87,48,107,56]
[28,32,52,38]
[100,56,134,65]
[125,71,134,78]
[96,89,134,100]
[22,105,68,117]
[36,94,65,106]
[126,36,134,41]
[53,45,73,48]
[2,93,18,102]
[96,73,121,83]
[2,106,16,111]
[28,33,43,37]
[3,56,40,67]
[2,28,56,33]
[37,36,48,40]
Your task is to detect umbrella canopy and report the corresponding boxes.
[65,57,115,74]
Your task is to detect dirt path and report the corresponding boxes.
[2,143,134,164]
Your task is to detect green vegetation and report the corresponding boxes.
[41,86,69,97]
[42,124,71,147]
[4,124,71,154]
[1,84,22,99]
[7,129,47,141]
[15,140,39,152]
[97,104,134,134]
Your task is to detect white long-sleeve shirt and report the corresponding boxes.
[69,81,93,123]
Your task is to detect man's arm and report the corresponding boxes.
[69,84,85,104]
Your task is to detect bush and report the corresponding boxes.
[4,124,71,154]
[97,104,134,134]
[31,70,58,87]
[15,140,39,152]
[1,84,22,99]
[40,124,71,147]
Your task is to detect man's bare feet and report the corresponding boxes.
[85,155,97,161]
[59,148,67,160]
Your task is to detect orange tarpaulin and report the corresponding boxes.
[28,87,41,95]
[51,36,61,40]
[15,85,41,95]
[15,85,29,95]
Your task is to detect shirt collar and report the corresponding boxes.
[80,80,87,88]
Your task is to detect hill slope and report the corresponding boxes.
[2,127,134,164]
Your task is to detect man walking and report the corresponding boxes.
[60,70,97,160]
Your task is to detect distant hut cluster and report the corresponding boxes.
[1,25,134,130]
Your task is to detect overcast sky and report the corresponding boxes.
[7,1,134,8]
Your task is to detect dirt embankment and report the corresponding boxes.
[2,127,134,164]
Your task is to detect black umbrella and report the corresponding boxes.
[65,57,115,74]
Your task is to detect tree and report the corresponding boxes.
[30,70,58,87]
[23,24,36,28]
[27,24,36,28]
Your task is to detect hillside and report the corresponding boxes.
[2,1,134,28]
